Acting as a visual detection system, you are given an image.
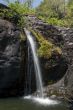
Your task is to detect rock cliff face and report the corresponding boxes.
[60,28,73,98]
[40,27,73,99]
[0,19,27,97]
[26,15,73,99]
[26,15,68,85]
[0,4,73,98]
[0,15,70,98]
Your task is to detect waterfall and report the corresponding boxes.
[24,28,43,97]
[24,46,32,95]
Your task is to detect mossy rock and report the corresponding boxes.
[31,29,62,59]
[20,32,26,41]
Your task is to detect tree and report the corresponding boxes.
[36,0,67,19]
[68,0,73,5]
[25,0,34,8]
[2,0,35,28]
[3,0,34,8]
[67,0,73,17]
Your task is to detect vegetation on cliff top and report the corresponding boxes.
[0,0,35,28]
[36,0,73,27]
[0,0,62,59]
[1,0,73,28]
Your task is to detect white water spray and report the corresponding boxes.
[24,28,43,97]
[24,28,59,105]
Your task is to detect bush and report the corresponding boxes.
[0,2,35,28]
[46,18,66,27]
[8,2,35,28]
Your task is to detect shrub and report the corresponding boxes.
[46,18,66,27]
[0,2,35,28]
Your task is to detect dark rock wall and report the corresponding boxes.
[0,8,72,98]
[45,28,73,98]
[26,15,68,85]
[60,28,73,97]
[0,19,27,97]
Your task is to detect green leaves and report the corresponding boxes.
[0,1,35,28]
[36,0,65,19]
[8,2,35,28]
[36,0,73,27]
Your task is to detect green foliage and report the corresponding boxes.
[0,1,35,28]
[25,0,34,8]
[38,40,53,59]
[36,0,66,18]
[8,2,35,28]
[8,2,35,15]
[20,32,26,41]
[46,18,65,26]
[38,40,62,59]
[31,30,62,59]
[36,0,73,27]
[0,8,17,21]
[65,0,73,27]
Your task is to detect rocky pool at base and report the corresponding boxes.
[0,98,68,110]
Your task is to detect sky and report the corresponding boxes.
[32,0,43,8]
[0,0,43,8]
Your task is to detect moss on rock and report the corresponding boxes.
[31,29,62,59]
[20,32,26,41]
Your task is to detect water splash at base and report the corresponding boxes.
[24,96,59,106]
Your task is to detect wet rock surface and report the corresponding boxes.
[60,28,73,98]
[26,15,68,84]
[44,27,73,99]
[0,9,73,99]
[26,15,73,99]
[26,15,64,46]
[0,19,27,97]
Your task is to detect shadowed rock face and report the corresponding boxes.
[0,19,27,97]
[27,16,73,99]
[43,28,73,99]
[28,16,73,98]
[0,15,69,97]
[0,6,71,97]
[26,15,68,85]
[60,28,73,98]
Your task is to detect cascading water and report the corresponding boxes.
[24,46,32,95]
[24,28,43,97]
[24,28,59,105]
